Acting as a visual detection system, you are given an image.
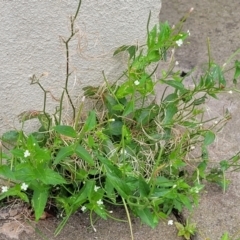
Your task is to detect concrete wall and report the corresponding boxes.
[0,0,161,134]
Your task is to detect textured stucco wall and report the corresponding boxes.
[0,0,161,134]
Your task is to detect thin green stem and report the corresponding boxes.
[37,82,51,130]
[122,197,134,240]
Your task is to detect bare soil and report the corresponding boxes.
[1,0,240,239]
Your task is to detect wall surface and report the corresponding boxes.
[0,0,161,134]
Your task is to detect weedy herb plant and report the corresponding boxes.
[0,1,240,238]
[175,218,196,240]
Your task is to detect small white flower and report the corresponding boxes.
[176,39,183,47]
[175,61,179,66]
[190,145,195,150]
[187,30,191,36]
[21,183,28,191]
[189,7,194,13]
[172,185,177,189]
[81,206,86,212]
[195,189,199,193]
[223,63,227,68]
[109,118,115,122]
[94,185,100,192]
[134,80,140,86]
[97,199,103,206]
[168,220,173,225]
[81,96,86,102]
[214,121,218,124]
[24,150,30,158]
[109,210,113,213]
[228,90,233,94]
[1,186,8,193]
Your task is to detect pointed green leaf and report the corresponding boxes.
[221,232,230,240]
[83,111,96,132]
[0,165,16,180]
[204,131,215,146]
[138,176,150,197]
[234,60,240,80]
[75,145,94,166]
[161,80,185,90]
[1,130,19,143]
[113,45,138,59]
[54,125,77,138]
[0,187,29,203]
[162,104,177,125]
[54,146,74,165]
[106,173,131,199]
[43,169,67,185]
[32,188,49,221]
[123,101,134,116]
[134,208,158,228]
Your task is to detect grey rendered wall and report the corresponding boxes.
[0,0,161,134]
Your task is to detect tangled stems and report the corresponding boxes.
[59,0,82,123]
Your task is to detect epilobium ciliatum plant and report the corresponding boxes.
[1,0,240,236]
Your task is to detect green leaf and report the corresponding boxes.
[54,125,77,138]
[234,60,240,80]
[155,176,174,187]
[178,194,192,210]
[99,157,131,197]
[75,145,94,166]
[15,163,36,182]
[116,82,134,98]
[123,101,134,116]
[112,104,124,111]
[113,45,138,59]
[54,146,74,165]
[0,165,16,180]
[104,121,123,136]
[175,222,184,232]
[0,187,29,203]
[105,177,116,202]
[1,130,19,143]
[34,147,51,162]
[94,206,107,220]
[138,176,150,197]
[161,80,185,90]
[38,113,51,130]
[213,64,226,88]
[203,131,215,146]
[181,121,198,128]
[70,180,95,208]
[135,104,159,125]
[162,103,177,125]
[32,188,49,221]
[147,50,160,62]
[134,208,158,228]
[221,232,230,240]
[106,174,131,198]
[43,169,67,185]
[83,111,97,132]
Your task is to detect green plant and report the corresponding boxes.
[0,1,240,238]
[175,218,196,240]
